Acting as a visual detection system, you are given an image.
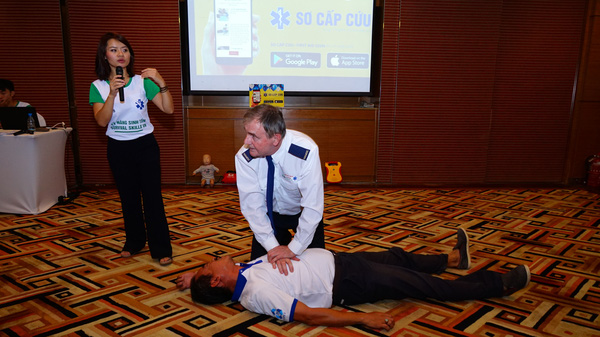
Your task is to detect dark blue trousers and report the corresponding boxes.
[107,133,172,259]
[250,212,326,260]
[332,248,504,305]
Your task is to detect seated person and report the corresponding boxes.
[177,229,531,331]
[0,79,46,127]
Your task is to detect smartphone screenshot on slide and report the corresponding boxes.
[214,0,253,65]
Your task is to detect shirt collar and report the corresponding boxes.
[231,260,263,301]
[271,132,290,163]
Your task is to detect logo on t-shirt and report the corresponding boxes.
[135,99,145,110]
[271,308,285,320]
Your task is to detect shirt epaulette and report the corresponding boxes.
[288,144,310,160]
[242,149,254,162]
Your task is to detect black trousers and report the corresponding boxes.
[332,248,504,305]
[107,133,172,259]
[250,212,326,260]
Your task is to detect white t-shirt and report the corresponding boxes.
[90,75,156,141]
[232,248,335,322]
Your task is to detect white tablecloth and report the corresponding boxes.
[0,128,72,214]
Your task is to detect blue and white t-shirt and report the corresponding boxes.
[232,248,335,322]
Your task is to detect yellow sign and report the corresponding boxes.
[249,84,284,107]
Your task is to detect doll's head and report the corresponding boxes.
[203,154,211,165]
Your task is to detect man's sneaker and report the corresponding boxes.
[453,228,471,269]
[502,265,531,296]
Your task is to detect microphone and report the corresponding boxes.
[116,66,125,102]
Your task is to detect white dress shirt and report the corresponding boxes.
[235,129,324,255]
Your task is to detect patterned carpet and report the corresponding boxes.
[1,186,599,336]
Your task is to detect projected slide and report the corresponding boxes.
[185,0,375,94]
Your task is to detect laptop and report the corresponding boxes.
[0,106,41,130]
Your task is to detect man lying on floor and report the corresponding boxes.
[176,229,530,331]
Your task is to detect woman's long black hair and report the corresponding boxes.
[94,32,135,80]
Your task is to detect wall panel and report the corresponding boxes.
[377,0,586,185]
[566,0,600,183]
[391,0,501,184]
[0,1,69,126]
[487,0,586,183]
[377,0,401,183]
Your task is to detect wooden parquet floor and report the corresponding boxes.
[1,186,599,336]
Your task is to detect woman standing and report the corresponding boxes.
[89,32,173,266]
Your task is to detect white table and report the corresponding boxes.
[0,128,72,214]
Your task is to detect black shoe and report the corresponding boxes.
[453,228,471,269]
[502,265,531,296]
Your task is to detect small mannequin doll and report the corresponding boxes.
[193,154,220,187]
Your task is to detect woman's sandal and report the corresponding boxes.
[120,248,143,258]
[121,251,133,258]
[159,257,173,266]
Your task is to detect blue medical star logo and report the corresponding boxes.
[270,7,290,30]
[271,308,285,320]
[135,99,145,110]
